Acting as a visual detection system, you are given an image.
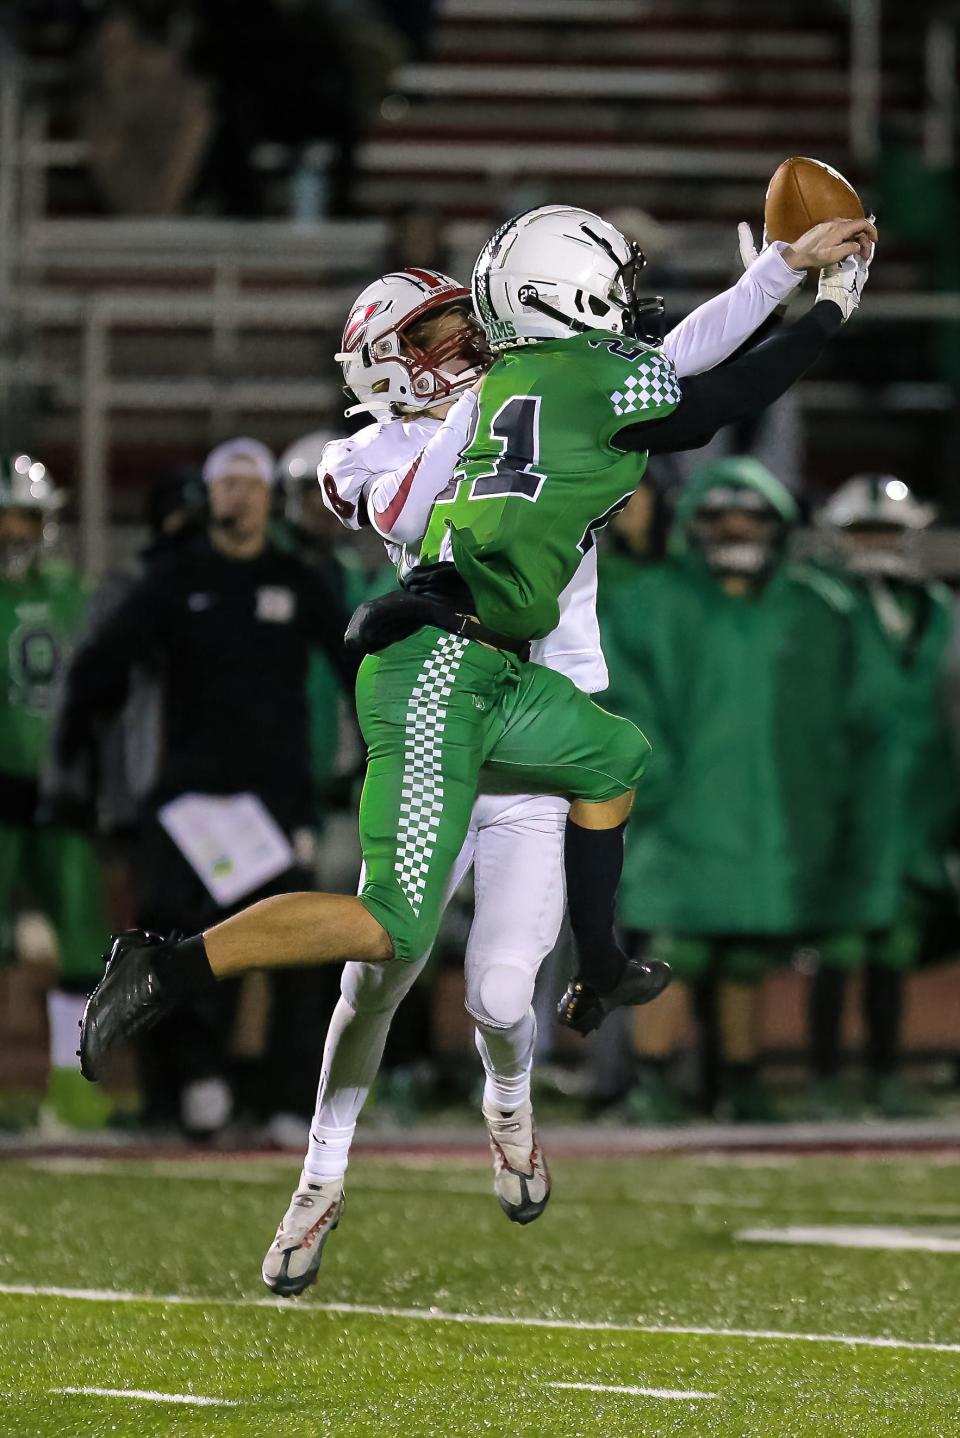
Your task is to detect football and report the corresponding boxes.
[764,156,865,243]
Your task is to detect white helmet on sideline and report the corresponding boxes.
[277,431,335,526]
[472,205,664,352]
[0,452,64,579]
[335,268,487,420]
[818,474,935,532]
[817,474,936,579]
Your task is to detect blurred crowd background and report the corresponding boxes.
[1,0,959,1143]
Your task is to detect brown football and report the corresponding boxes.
[764,157,865,243]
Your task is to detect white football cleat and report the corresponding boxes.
[262,1173,344,1297]
[483,1101,550,1225]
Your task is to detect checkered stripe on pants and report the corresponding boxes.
[395,633,469,914]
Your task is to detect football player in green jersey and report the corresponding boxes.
[79,204,877,1084]
[0,454,110,1127]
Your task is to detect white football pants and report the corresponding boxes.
[303,792,568,1184]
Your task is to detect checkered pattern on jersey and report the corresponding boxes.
[608,354,682,417]
[395,633,469,914]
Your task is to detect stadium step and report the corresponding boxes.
[354,0,866,226]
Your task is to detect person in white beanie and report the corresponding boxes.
[54,437,357,1142]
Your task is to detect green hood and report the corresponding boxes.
[668,456,799,558]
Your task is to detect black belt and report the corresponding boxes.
[344,590,531,661]
[445,609,531,661]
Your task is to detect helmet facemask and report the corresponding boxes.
[691,486,784,579]
[836,522,920,580]
[0,508,49,580]
[389,301,489,414]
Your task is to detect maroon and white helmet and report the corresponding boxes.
[335,268,487,420]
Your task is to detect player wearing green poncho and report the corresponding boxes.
[78,205,877,1090]
[0,455,109,1127]
[809,475,960,1117]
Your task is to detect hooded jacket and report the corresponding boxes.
[825,563,959,899]
[601,458,889,936]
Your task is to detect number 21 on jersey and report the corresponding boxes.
[435,395,545,505]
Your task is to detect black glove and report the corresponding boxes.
[344,591,449,655]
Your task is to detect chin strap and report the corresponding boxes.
[516,284,663,345]
[517,286,591,335]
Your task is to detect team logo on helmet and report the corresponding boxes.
[342,300,387,354]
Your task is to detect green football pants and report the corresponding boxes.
[355,627,650,961]
[0,823,107,982]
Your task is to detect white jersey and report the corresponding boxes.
[319,240,805,692]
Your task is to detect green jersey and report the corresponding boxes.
[419,330,681,640]
[0,562,89,778]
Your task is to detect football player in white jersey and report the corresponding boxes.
[262,243,811,1296]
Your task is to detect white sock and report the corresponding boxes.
[303,988,398,1185]
[46,991,85,1071]
[475,1007,536,1114]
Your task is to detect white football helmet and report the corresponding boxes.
[277,431,335,525]
[335,268,487,420]
[818,474,935,579]
[0,452,64,578]
[818,474,935,532]
[472,205,663,352]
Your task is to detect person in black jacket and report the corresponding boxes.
[55,437,356,1140]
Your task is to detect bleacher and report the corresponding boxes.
[1,0,957,555]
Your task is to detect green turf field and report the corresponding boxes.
[2,1148,959,1436]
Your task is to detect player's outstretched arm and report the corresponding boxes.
[616,275,870,458]
[662,217,876,379]
[661,241,803,378]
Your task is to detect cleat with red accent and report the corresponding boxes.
[262,1175,344,1297]
[483,1101,550,1226]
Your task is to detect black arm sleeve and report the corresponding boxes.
[615,300,843,455]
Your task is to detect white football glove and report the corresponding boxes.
[816,236,874,323]
[737,221,768,271]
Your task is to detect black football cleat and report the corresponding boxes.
[557,957,672,1038]
[78,930,173,1082]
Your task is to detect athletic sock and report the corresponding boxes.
[564,817,628,994]
[809,966,847,1079]
[725,1060,758,1089]
[304,1121,355,1186]
[303,985,397,1185]
[475,1009,536,1113]
[157,933,219,1003]
[636,1056,669,1087]
[864,963,903,1078]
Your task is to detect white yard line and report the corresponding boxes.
[738,1225,960,1254]
[18,1157,960,1221]
[548,1381,717,1400]
[52,1387,238,1407]
[3,1283,960,1356]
